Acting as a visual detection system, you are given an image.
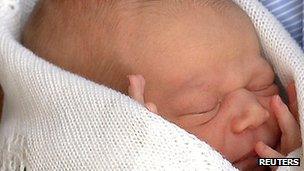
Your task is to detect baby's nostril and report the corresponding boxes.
[264,110,270,119]
[231,117,248,133]
[231,108,270,134]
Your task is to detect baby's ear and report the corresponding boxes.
[127,75,145,105]
[287,82,298,122]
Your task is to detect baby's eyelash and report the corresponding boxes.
[258,84,272,91]
[247,81,274,92]
[178,102,220,127]
[252,83,279,97]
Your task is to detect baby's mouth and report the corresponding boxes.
[233,150,258,170]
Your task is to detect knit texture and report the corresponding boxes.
[0,0,303,170]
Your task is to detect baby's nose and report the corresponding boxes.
[231,104,270,133]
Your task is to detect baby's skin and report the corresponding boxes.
[128,75,301,170]
[21,0,302,170]
[117,3,301,170]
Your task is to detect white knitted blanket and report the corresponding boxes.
[0,0,303,170]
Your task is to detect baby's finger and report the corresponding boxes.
[271,95,299,138]
[255,141,285,158]
[145,102,158,114]
[128,75,145,105]
[287,82,298,122]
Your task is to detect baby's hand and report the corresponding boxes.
[255,82,301,165]
[127,75,158,114]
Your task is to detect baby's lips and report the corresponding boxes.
[233,150,258,170]
[254,141,285,158]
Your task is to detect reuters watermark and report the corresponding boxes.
[257,158,300,166]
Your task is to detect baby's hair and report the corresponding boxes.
[25,0,232,33]
[22,0,236,93]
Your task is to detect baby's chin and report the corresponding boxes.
[235,163,269,171]
[233,156,259,170]
[232,151,270,170]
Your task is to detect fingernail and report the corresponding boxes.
[275,95,283,106]
[258,141,267,151]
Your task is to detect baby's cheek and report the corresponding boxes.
[267,111,281,143]
[192,120,248,162]
[255,121,280,149]
[256,96,272,112]
[187,114,229,147]
[257,97,281,144]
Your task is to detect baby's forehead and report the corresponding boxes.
[37,0,243,46]
[24,0,257,94]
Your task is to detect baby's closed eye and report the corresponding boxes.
[178,102,220,128]
[250,83,279,97]
[172,87,219,115]
[172,89,220,128]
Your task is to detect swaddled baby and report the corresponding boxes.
[22,0,301,170]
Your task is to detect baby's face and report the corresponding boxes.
[118,3,280,170]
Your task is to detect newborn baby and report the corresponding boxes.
[22,0,301,170]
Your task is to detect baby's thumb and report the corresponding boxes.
[287,82,298,122]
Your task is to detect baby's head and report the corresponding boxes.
[22,0,280,170]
